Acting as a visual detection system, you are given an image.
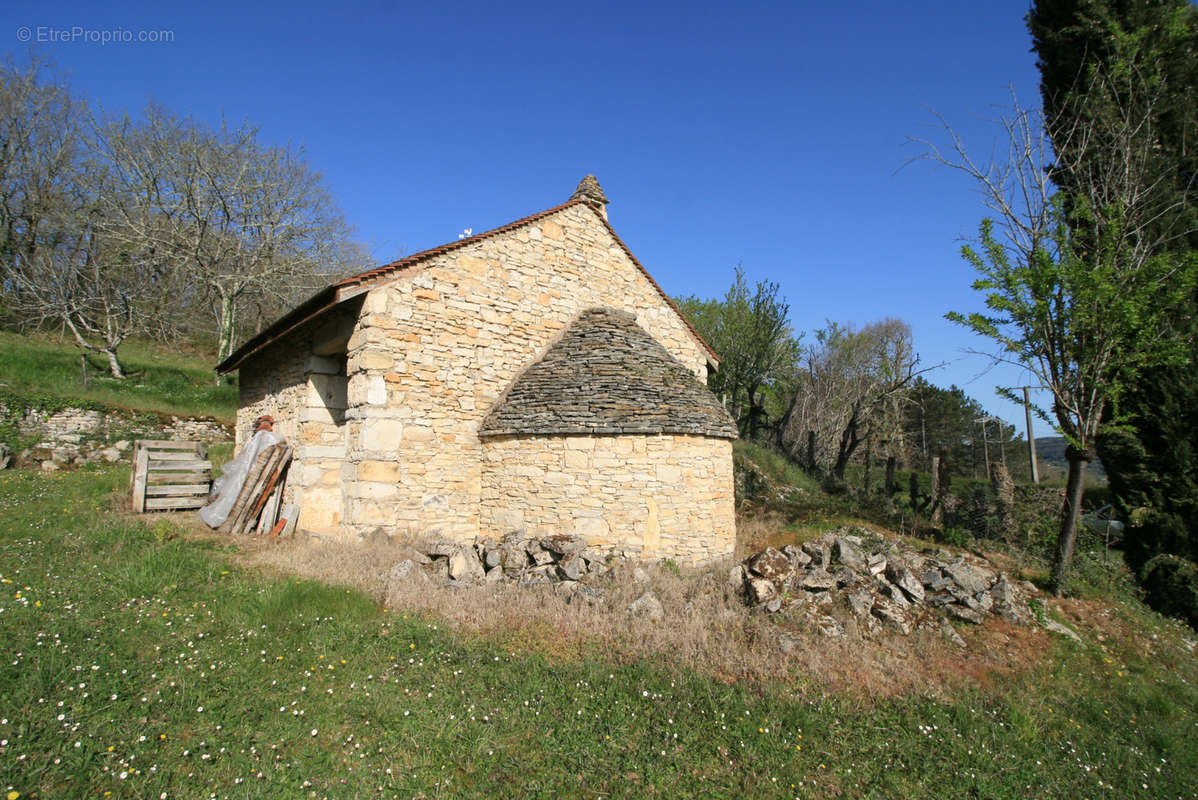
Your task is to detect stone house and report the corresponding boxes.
[216,176,738,563]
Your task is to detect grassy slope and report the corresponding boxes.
[0,331,236,423]
[2,466,1196,799]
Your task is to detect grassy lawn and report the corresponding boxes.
[2,465,1196,798]
[0,331,236,423]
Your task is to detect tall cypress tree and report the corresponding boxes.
[1028,0,1198,572]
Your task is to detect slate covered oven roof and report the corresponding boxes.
[479,308,737,440]
[216,180,719,373]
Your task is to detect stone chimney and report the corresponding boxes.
[570,174,609,220]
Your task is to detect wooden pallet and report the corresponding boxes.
[130,440,213,513]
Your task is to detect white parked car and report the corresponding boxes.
[1081,504,1124,545]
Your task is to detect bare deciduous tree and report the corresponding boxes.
[781,318,927,483]
[1,59,368,374]
[0,58,155,377]
[93,106,365,362]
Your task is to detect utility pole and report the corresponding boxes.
[1021,387,1040,484]
[995,386,1045,485]
[977,417,992,481]
[1000,419,1008,469]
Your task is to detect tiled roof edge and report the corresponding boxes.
[217,197,720,372]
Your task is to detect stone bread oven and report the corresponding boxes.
[478,308,737,562]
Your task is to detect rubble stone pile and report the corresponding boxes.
[374,526,1050,648]
[380,532,615,596]
[732,528,1037,641]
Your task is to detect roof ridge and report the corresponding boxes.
[331,198,588,300]
[217,196,719,372]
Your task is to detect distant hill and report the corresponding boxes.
[1035,436,1106,478]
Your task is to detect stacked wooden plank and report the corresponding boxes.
[218,443,293,535]
[130,440,213,513]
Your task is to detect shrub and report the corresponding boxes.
[939,527,970,548]
[1141,554,1198,629]
[1125,507,1198,574]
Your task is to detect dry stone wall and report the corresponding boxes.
[14,407,229,444]
[480,434,735,564]
[2,403,231,471]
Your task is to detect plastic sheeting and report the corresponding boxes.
[198,429,282,528]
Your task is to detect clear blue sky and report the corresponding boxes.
[6,0,1052,434]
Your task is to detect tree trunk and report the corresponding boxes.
[63,317,125,378]
[832,408,863,481]
[775,390,800,452]
[104,347,125,379]
[930,455,942,525]
[1050,447,1090,596]
[885,456,897,496]
[862,439,873,493]
[937,451,952,501]
[990,461,1016,543]
[217,291,237,363]
[919,400,928,468]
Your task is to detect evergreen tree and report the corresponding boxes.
[902,379,1028,481]
[1028,0,1198,577]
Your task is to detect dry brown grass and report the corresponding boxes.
[733,511,786,557]
[231,530,1053,700]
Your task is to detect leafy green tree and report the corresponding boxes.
[1029,0,1198,581]
[675,266,801,440]
[950,206,1192,594]
[920,0,1197,591]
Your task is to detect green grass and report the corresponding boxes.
[734,440,822,495]
[0,331,236,423]
[2,465,1197,799]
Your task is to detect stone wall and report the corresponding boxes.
[236,305,358,534]
[342,202,721,543]
[2,404,231,470]
[236,333,307,450]
[18,407,105,442]
[13,406,230,445]
[479,434,735,564]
